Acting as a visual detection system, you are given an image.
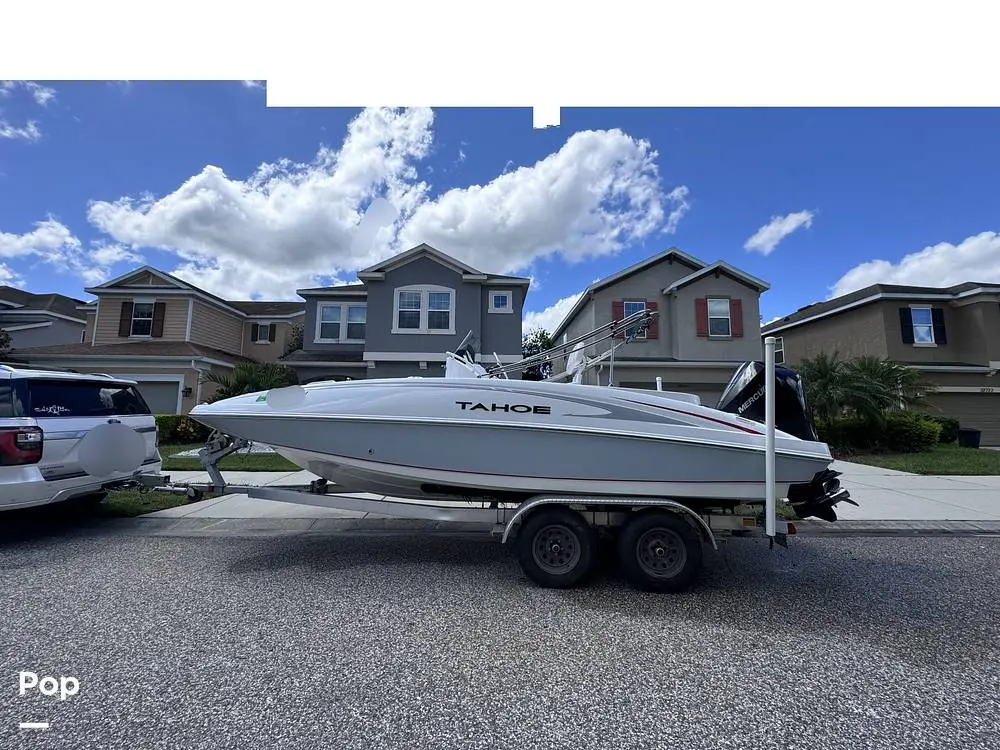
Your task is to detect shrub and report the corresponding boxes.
[817,412,940,454]
[154,414,183,441]
[175,416,211,443]
[925,415,960,444]
[883,412,941,453]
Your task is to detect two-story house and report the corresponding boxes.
[18,266,305,414]
[549,247,770,405]
[282,243,530,383]
[761,281,1000,445]
[0,286,87,351]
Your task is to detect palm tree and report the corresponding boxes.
[795,351,889,425]
[201,362,298,403]
[844,355,933,413]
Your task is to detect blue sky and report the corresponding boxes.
[2,81,999,332]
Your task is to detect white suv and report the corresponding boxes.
[1,365,163,511]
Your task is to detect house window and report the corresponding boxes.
[346,306,366,340]
[316,303,367,342]
[392,286,455,334]
[80,329,86,343]
[489,290,512,313]
[910,306,934,344]
[318,304,341,341]
[254,323,272,343]
[774,336,784,365]
[623,300,647,339]
[130,302,154,337]
[707,298,731,337]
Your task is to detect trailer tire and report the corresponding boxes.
[617,510,702,593]
[516,507,598,589]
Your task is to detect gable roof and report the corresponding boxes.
[0,286,87,322]
[548,248,709,340]
[663,261,770,295]
[761,281,1000,336]
[359,243,483,277]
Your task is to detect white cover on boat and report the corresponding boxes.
[444,353,488,379]
[566,342,587,384]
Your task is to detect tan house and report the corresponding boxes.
[19,266,305,414]
[761,281,1000,445]
[549,247,770,405]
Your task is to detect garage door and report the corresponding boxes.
[926,393,1000,447]
[135,381,181,414]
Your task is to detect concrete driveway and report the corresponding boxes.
[145,461,1000,532]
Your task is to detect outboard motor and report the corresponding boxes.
[714,361,817,441]
[715,361,857,523]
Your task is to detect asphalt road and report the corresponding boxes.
[1,522,999,750]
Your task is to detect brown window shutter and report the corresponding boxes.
[694,298,709,337]
[268,324,276,343]
[645,301,659,339]
[118,300,134,337]
[612,300,625,339]
[730,299,744,337]
[251,323,260,342]
[151,302,166,338]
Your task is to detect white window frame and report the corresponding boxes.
[623,299,647,340]
[909,305,936,346]
[130,299,155,338]
[315,303,367,343]
[773,336,784,365]
[253,322,272,344]
[392,285,456,335]
[707,298,732,338]
[488,289,513,314]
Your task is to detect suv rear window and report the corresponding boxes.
[24,379,153,418]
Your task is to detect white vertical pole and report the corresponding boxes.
[655,376,663,391]
[764,336,776,538]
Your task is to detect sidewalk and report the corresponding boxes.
[143,462,1000,533]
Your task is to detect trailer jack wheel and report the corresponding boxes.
[516,507,598,589]
[617,510,702,593]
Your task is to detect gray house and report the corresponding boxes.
[549,247,769,405]
[0,286,87,352]
[283,243,531,382]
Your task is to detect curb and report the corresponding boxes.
[793,519,1000,536]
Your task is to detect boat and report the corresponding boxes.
[188,309,854,522]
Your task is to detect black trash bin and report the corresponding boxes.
[957,428,982,449]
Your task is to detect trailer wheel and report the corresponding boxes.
[516,507,597,589]
[617,510,702,593]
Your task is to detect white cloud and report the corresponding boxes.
[664,185,690,233]
[241,80,264,89]
[0,263,24,286]
[830,230,1000,299]
[0,218,143,287]
[84,109,690,299]
[399,128,683,274]
[744,209,815,255]
[523,292,585,334]
[0,120,40,142]
[0,80,55,106]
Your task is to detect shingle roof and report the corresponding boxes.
[280,348,365,363]
[16,340,256,363]
[761,281,1000,334]
[228,301,306,316]
[0,286,87,320]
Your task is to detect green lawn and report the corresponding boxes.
[158,442,300,472]
[844,443,1000,475]
[98,487,221,517]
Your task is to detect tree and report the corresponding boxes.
[201,362,299,403]
[284,323,303,356]
[521,327,553,380]
[0,328,11,358]
[795,351,933,425]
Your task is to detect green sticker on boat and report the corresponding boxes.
[256,394,267,402]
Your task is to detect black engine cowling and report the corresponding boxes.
[714,360,818,441]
